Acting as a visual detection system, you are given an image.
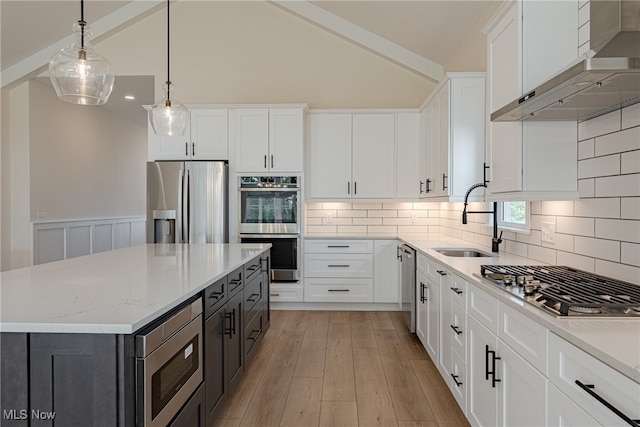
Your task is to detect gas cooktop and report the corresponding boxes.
[477,265,640,318]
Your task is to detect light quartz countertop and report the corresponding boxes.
[0,243,270,335]
[305,232,640,383]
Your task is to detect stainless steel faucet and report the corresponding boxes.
[461,183,503,253]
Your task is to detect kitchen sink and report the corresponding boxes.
[434,248,493,257]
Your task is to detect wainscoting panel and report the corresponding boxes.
[33,217,146,265]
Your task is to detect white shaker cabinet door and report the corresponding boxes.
[269,108,303,173]
[395,112,421,199]
[307,113,352,198]
[233,108,269,173]
[352,113,396,198]
[190,108,228,160]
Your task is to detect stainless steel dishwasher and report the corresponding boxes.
[399,244,416,333]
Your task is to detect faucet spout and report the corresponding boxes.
[461,182,503,253]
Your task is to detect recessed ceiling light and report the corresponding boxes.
[124,95,135,100]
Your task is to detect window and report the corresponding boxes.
[498,201,529,232]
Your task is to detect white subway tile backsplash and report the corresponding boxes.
[307,225,337,233]
[367,225,398,233]
[352,217,383,226]
[530,215,556,232]
[368,210,398,218]
[540,201,574,216]
[505,240,528,258]
[413,202,440,210]
[383,202,413,210]
[325,217,353,226]
[337,210,367,218]
[352,202,382,210]
[595,174,640,197]
[307,209,337,218]
[574,236,620,262]
[557,251,595,273]
[595,218,640,243]
[578,154,620,179]
[306,217,322,226]
[557,216,594,237]
[622,103,640,129]
[578,139,595,160]
[306,202,323,210]
[530,201,542,215]
[595,259,640,283]
[542,233,574,253]
[398,225,432,233]
[574,198,620,218]
[383,217,413,226]
[578,109,620,141]
[621,197,640,220]
[528,245,557,264]
[517,230,542,246]
[621,150,640,174]
[621,242,640,267]
[323,202,353,210]
[595,126,640,156]
[578,179,595,198]
[337,225,367,233]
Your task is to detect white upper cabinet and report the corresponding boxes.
[484,1,579,201]
[233,107,304,173]
[352,114,396,198]
[307,112,396,199]
[148,107,228,161]
[395,112,421,199]
[421,73,486,201]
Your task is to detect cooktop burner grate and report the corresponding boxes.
[480,265,640,308]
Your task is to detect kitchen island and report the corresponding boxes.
[0,243,271,426]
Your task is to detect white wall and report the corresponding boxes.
[28,79,146,221]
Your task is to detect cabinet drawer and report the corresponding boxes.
[304,253,373,278]
[549,333,640,426]
[305,239,373,254]
[227,266,244,298]
[449,274,467,308]
[467,282,498,334]
[425,258,448,283]
[204,276,227,319]
[244,255,263,283]
[269,285,303,302]
[304,279,373,302]
[450,300,466,359]
[498,302,548,374]
[449,348,467,414]
[547,383,600,427]
[244,310,264,362]
[244,273,264,324]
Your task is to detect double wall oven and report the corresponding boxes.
[239,176,301,282]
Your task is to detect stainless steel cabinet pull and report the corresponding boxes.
[328,264,350,267]
[328,289,350,292]
[450,374,463,387]
[575,380,640,426]
[327,245,350,248]
[437,270,447,276]
[450,287,463,295]
[450,325,462,335]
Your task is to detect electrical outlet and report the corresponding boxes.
[541,221,555,243]
[36,211,47,221]
[325,213,333,224]
[411,213,418,224]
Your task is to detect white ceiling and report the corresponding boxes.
[1,0,492,115]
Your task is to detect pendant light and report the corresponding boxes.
[148,0,189,136]
[49,0,114,105]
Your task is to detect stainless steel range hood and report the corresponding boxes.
[492,0,640,123]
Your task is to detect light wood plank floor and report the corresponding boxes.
[215,311,469,427]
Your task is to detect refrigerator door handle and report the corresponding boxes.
[177,168,185,243]
[187,168,194,243]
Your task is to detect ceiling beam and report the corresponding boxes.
[271,0,443,83]
[1,0,165,89]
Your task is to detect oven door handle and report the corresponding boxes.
[238,188,300,192]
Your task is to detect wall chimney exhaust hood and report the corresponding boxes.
[491,0,640,123]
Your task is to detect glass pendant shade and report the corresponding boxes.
[49,22,114,105]
[149,84,189,136]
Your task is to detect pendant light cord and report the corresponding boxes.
[79,0,86,50]
[166,0,172,100]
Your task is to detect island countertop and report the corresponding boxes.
[0,243,270,334]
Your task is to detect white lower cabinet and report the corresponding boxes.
[425,277,440,361]
[548,332,640,426]
[416,269,428,347]
[467,313,499,426]
[547,383,600,427]
[373,240,400,303]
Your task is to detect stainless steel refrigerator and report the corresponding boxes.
[147,161,228,244]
